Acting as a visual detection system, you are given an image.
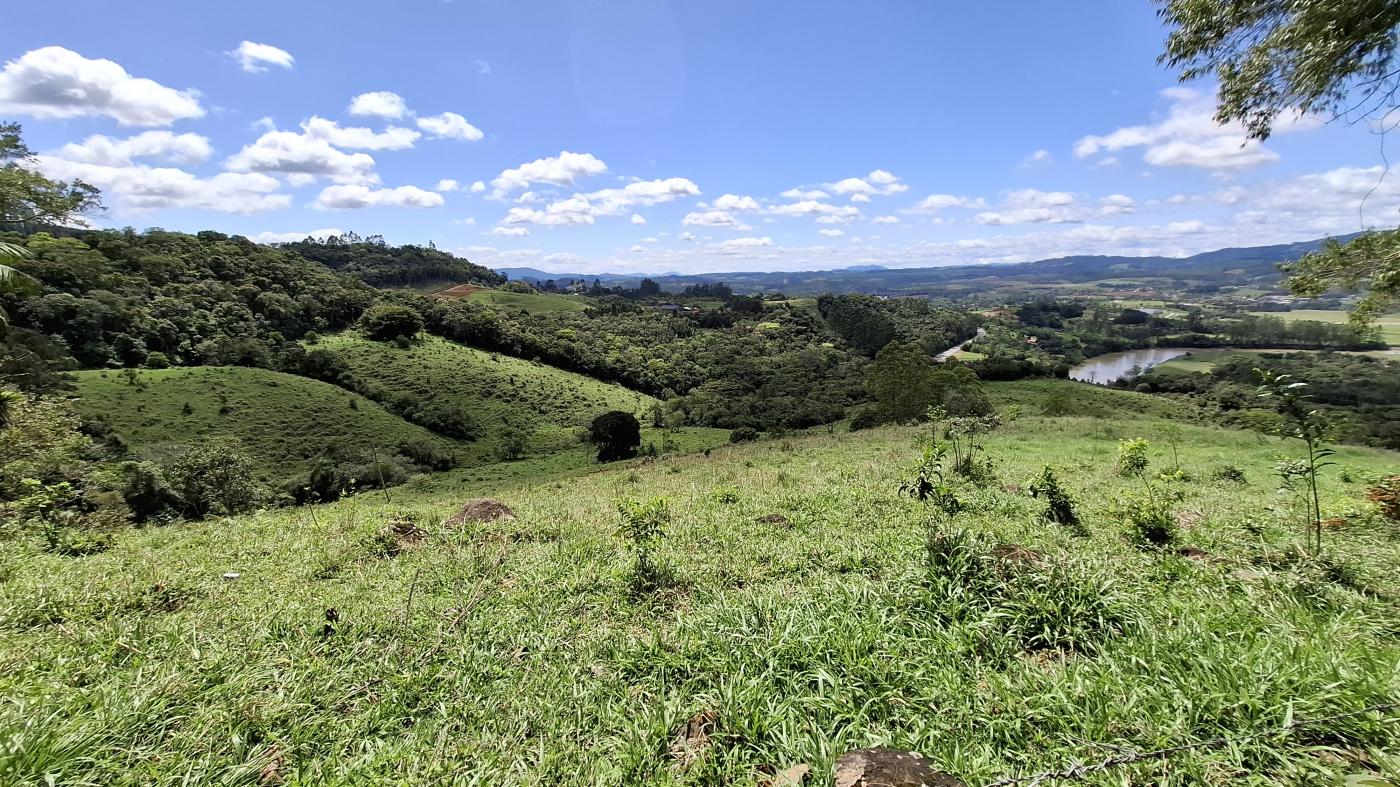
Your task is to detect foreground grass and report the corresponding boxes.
[2,385,1398,785]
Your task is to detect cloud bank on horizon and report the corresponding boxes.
[1,2,1394,276]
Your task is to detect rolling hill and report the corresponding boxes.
[69,367,461,484]
[316,333,658,453]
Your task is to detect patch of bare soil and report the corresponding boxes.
[833,748,965,787]
[444,498,517,527]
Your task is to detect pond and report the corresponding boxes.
[1068,347,1192,384]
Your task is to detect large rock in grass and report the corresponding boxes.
[444,498,517,527]
[833,748,964,787]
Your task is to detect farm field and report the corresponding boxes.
[5,379,1396,785]
[69,368,463,484]
[1251,309,1400,345]
[438,286,590,314]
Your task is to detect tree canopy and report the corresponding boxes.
[1159,1,1400,321]
[588,410,641,462]
[0,123,102,230]
[1158,0,1400,140]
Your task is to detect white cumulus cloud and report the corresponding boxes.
[0,46,204,126]
[312,184,445,210]
[348,91,409,119]
[52,131,212,166]
[300,117,419,151]
[229,41,294,74]
[1074,87,1318,170]
[683,210,751,231]
[35,156,288,214]
[416,112,484,141]
[491,151,608,194]
[225,130,378,184]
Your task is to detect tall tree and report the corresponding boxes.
[0,123,103,229]
[0,242,38,329]
[1158,0,1400,321]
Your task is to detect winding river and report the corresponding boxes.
[1069,347,1192,384]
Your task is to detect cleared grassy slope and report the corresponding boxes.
[69,367,460,482]
[318,332,656,452]
[4,379,1397,784]
[463,288,590,313]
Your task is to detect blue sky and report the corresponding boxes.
[3,1,1395,274]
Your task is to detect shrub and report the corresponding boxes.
[116,460,181,521]
[165,439,262,518]
[1210,464,1247,483]
[498,427,529,461]
[414,402,480,441]
[729,426,760,443]
[1029,466,1084,534]
[1115,488,1179,549]
[144,352,170,369]
[397,440,456,471]
[1366,475,1400,522]
[589,411,641,462]
[360,303,424,342]
[848,405,886,432]
[1115,437,1150,477]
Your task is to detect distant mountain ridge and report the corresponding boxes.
[494,234,1360,296]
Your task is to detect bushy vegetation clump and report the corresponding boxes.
[590,411,642,462]
[1116,437,1151,477]
[1029,465,1084,534]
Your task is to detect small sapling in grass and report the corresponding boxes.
[617,497,673,595]
[1257,370,1336,554]
[1029,465,1086,536]
[1114,484,1180,550]
[900,444,969,576]
[1115,437,1150,478]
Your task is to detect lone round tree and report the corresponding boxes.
[359,304,424,342]
[588,410,641,462]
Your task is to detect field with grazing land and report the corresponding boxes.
[1252,310,1400,345]
[441,287,591,314]
[318,333,657,453]
[4,380,1396,785]
[69,368,462,483]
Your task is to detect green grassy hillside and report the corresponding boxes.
[69,367,460,483]
[5,380,1397,784]
[318,333,656,452]
[465,288,590,313]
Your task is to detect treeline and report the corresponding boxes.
[277,233,505,289]
[1,229,374,388]
[1125,352,1400,449]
